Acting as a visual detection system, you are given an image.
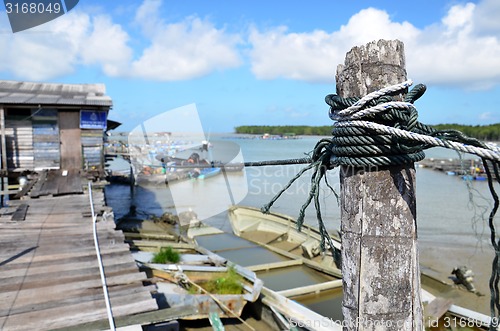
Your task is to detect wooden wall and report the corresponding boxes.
[5,120,33,171]
[2,107,107,172]
[81,129,104,169]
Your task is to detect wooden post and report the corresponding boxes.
[0,106,7,172]
[337,40,423,330]
[0,106,7,207]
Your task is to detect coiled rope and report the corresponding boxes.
[262,80,500,328]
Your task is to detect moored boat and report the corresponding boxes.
[228,205,342,273]
[134,249,263,320]
[226,205,492,330]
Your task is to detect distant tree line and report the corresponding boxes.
[432,123,500,141]
[235,123,500,141]
[234,125,332,136]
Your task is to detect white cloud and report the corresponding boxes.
[0,11,131,80]
[80,16,132,77]
[248,4,500,90]
[472,0,500,36]
[407,2,500,89]
[249,8,418,83]
[128,0,242,81]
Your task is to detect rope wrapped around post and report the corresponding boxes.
[262,80,500,329]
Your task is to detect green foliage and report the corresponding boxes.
[234,123,500,141]
[152,246,180,264]
[189,266,244,295]
[431,123,500,141]
[234,125,332,136]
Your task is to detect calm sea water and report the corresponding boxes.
[105,135,496,312]
[106,135,493,239]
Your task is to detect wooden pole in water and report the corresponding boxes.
[336,39,423,330]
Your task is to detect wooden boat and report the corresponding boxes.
[227,205,491,330]
[133,154,222,186]
[186,221,342,330]
[133,243,263,320]
[125,219,338,330]
[228,205,342,274]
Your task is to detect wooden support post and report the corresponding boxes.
[0,106,7,172]
[0,106,7,207]
[337,40,422,330]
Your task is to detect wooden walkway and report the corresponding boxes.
[0,189,159,330]
[29,169,84,198]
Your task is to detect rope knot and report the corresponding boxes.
[325,80,427,167]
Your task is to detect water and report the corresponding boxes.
[105,135,496,314]
[106,136,493,242]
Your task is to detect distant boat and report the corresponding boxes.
[133,152,223,186]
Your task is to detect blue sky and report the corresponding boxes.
[1,0,499,132]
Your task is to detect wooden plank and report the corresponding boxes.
[51,305,196,331]
[424,297,453,325]
[0,283,155,317]
[0,254,137,279]
[0,293,158,331]
[13,178,36,199]
[277,279,343,298]
[55,169,83,196]
[10,204,28,221]
[247,259,303,272]
[0,247,132,270]
[0,284,153,316]
[0,263,140,293]
[29,170,47,198]
[38,169,61,196]
[0,270,149,310]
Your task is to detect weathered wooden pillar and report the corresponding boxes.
[337,40,423,330]
[0,106,7,207]
[0,106,6,172]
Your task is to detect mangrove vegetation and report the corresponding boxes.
[234,123,500,141]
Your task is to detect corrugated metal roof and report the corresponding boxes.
[0,80,112,107]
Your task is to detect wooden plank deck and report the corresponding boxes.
[0,190,158,331]
[29,169,84,198]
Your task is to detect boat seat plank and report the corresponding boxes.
[272,240,303,252]
[247,259,303,272]
[240,230,285,245]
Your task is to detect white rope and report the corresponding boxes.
[334,80,413,117]
[331,101,415,121]
[88,181,116,331]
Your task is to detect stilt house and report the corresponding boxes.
[0,80,113,174]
